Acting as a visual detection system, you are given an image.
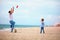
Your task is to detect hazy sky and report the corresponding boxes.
[0,0,60,25]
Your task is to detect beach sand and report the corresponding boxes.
[0,27,60,40]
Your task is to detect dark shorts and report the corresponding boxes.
[41,27,44,30]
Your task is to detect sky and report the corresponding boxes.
[0,0,60,25]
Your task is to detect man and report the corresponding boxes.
[8,7,15,32]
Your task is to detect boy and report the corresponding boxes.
[40,18,45,33]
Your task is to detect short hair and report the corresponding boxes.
[8,11,11,13]
[41,18,44,21]
[8,11,12,15]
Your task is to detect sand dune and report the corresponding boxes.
[0,27,60,40]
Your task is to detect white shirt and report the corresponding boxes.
[9,14,13,21]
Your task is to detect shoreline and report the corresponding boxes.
[0,26,59,31]
[0,27,60,31]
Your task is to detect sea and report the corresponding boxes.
[0,24,39,30]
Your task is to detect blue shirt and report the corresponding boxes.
[41,22,44,27]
